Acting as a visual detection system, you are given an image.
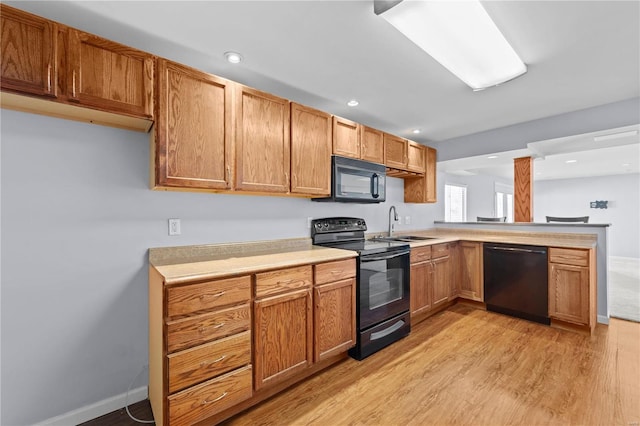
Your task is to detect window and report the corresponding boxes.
[495,182,513,222]
[445,184,467,222]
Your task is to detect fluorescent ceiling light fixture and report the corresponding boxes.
[375,0,527,90]
[487,155,499,159]
[347,99,359,107]
[565,160,577,164]
[412,129,421,134]
[593,130,638,142]
[224,51,243,64]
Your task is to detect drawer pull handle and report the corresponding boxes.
[202,392,227,405]
[200,355,226,367]
[330,270,343,275]
[213,322,225,329]
[198,323,225,333]
[200,291,225,300]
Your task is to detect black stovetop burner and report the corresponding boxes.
[311,217,408,255]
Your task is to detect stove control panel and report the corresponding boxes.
[311,217,367,234]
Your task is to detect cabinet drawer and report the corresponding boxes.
[314,258,356,285]
[549,247,589,267]
[168,331,251,394]
[168,365,252,426]
[255,265,312,298]
[167,276,251,318]
[432,243,450,259]
[410,246,432,263]
[166,304,250,353]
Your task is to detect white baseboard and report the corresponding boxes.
[598,315,610,325]
[36,386,148,426]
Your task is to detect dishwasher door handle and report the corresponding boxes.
[486,246,547,255]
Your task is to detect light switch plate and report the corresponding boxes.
[405,216,411,225]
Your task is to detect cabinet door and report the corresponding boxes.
[254,289,312,390]
[1,5,57,97]
[291,103,332,195]
[549,263,590,325]
[384,133,407,169]
[410,261,431,316]
[407,141,425,173]
[425,147,437,202]
[154,60,232,189]
[235,85,290,193]
[332,116,360,159]
[361,126,384,164]
[314,278,356,361]
[432,255,451,308]
[67,29,153,117]
[459,242,483,301]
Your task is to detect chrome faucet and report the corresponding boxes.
[388,205,399,237]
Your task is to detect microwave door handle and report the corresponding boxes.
[371,173,379,198]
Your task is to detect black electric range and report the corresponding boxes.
[312,217,411,360]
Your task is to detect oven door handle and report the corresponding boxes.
[360,251,409,262]
[370,319,406,341]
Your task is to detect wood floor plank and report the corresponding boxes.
[81,304,639,425]
[222,304,639,426]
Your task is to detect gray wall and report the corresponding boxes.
[433,97,640,161]
[535,174,640,258]
[0,109,441,425]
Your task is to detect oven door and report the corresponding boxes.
[358,249,410,330]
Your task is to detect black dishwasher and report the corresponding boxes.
[483,243,550,325]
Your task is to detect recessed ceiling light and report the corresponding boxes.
[487,155,498,159]
[566,160,577,164]
[224,51,243,64]
[412,129,421,134]
[347,99,359,107]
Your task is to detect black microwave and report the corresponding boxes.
[313,156,386,203]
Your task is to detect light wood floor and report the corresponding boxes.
[223,304,640,426]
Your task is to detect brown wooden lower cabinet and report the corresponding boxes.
[410,243,452,320]
[152,257,358,425]
[548,247,596,332]
[253,288,313,391]
[459,241,483,301]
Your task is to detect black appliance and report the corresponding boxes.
[483,243,550,325]
[312,217,410,360]
[312,156,386,203]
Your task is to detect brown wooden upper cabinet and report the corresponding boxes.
[332,116,360,159]
[67,29,153,118]
[291,103,332,196]
[404,146,437,203]
[332,118,385,165]
[361,126,384,164]
[154,59,233,190]
[1,4,154,130]
[0,5,57,97]
[384,133,408,169]
[235,85,290,193]
[407,141,426,173]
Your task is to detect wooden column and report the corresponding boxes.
[514,156,533,222]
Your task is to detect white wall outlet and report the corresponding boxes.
[307,217,313,229]
[168,218,181,236]
[405,215,411,225]
[397,216,402,225]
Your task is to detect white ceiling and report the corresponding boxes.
[8,0,640,145]
[438,125,640,180]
